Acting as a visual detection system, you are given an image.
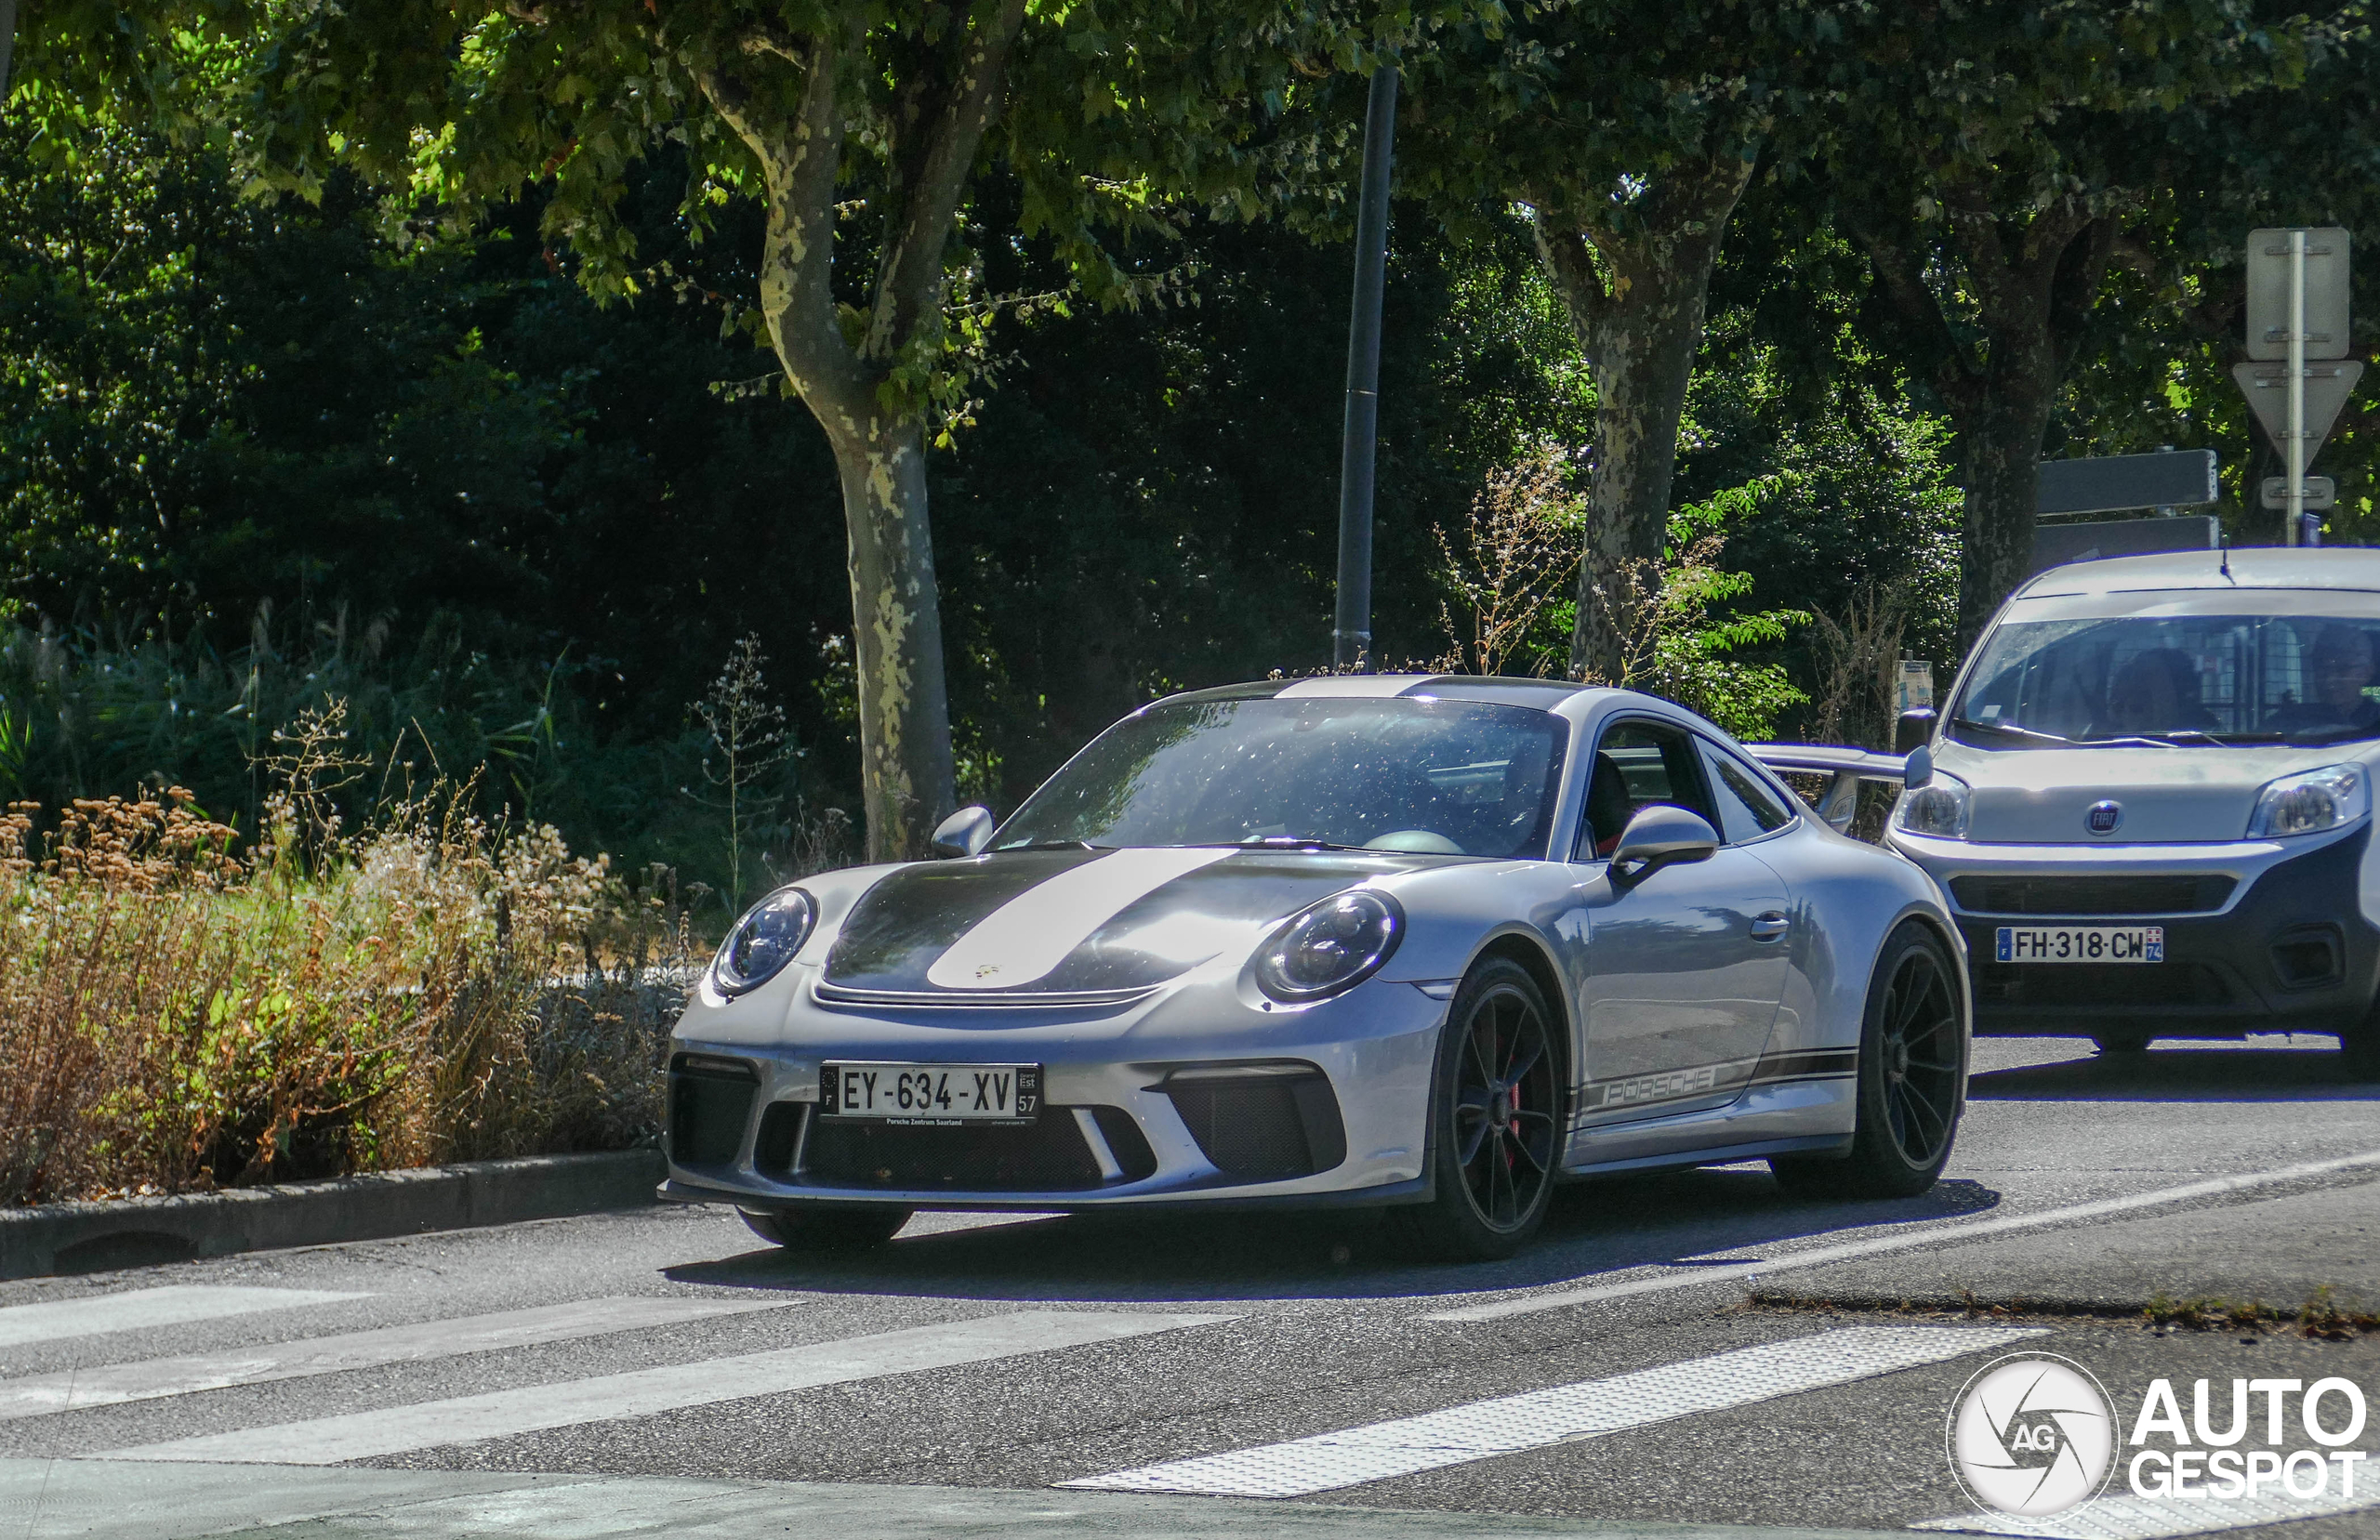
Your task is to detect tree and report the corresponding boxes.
[2048,20,2380,543]
[1398,1,1810,681]
[1815,1,2312,649]
[235,1,1408,860]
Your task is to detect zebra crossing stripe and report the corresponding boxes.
[0,1295,786,1419]
[1913,1485,2380,1539]
[95,1309,1232,1465]
[1064,1325,2041,1499]
[0,1286,368,1350]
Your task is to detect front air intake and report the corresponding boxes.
[1161,1063,1346,1181]
[668,1055,758,1166]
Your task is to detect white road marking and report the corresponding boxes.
[926,847,1237,990]
[95,1309,1233,1465]
[1429,1147,2380,1323]
[0,1295,785,1419]
[1065,1324,2039,1499]
[0,1286,368,1349]
[1915,1484,2380,1538]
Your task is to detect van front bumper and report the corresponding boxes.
[1886,823,2378,1038]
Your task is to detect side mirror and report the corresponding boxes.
[1611,804,1720,882]
[930,805,996,859]
[1902,744,1933,792]
[1895,707,1937,756]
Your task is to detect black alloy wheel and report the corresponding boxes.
[1773,921,1966,1201]
[1398,956,1563,1260]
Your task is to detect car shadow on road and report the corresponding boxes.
[1970,1039,2378,1102]
[659,1166,2001,1306]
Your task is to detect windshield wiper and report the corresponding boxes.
[1950,716,2072,744]
[2281,723,2380,746]
[998,840,1104,851]
[1231,835,1367,852]
[2114,730,2290,746]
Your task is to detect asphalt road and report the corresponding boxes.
[7,1035,2380,1540]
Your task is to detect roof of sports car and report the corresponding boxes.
[1157,675,1602,710]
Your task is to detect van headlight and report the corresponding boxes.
[1893,771,1971,839]
[2247,765,2369,838]
[712,887,817,994]
[1251,890,1403,1003]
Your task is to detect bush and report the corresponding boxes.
[0,752,694,1206]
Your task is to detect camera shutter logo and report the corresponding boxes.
[1946,1353,2117,1517]
[2085,800,2124,836]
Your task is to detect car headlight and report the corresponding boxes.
[2247,764,2370,838]
[1251,889,1403,1003]
[712,887,817,995]
[1893,771,1971,839]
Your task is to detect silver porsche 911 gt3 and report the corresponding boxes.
[662,676,1970,1260]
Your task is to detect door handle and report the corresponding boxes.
[1751,911,1790,941]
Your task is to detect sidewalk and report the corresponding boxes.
[1761,1173,2380,1314]
[1,1457,1890,1540]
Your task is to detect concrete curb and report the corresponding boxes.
[0,1149,666,1280]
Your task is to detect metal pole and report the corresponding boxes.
[2288,229,2306,546]
[1332,65,1398,671]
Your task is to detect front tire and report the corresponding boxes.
[1772,921,1966,1201]
[739,1204,912,1251]
[1395,957,1563,1261]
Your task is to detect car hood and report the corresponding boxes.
[1935,739,2379,845]
[821,846,1452,998]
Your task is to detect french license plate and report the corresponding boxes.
[1994,926,2164,964]
[819,1061,1041,1124]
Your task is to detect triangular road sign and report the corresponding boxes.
[2231,360,2365,465]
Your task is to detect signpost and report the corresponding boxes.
[2235,228,2355,546]
[2036,450,2218,518]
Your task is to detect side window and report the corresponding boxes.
[1574,719,1715,860]
[1699,739,1794,844]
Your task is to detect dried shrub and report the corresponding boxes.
[0,730,694,1206]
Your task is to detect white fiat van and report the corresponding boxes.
[1886,547,2380,1070]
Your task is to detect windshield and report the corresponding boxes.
[1954,610,2380,747]
[992,696,1569,858]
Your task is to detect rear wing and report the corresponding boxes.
[1741,744,1911,833]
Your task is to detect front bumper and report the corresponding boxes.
[660,966,1448,1211]
[1888,823,2379,1037]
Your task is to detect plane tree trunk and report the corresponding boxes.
[1530,154,1758,684]
[694,7,1025,861]
[1856,192,2118,653]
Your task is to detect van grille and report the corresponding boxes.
[1950,875,2235,916]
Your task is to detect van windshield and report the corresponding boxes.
[1953,612,2380,747]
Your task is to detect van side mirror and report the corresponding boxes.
[1895,707,1937,756]
[1611,805,1720,883]
[931,805,996,859]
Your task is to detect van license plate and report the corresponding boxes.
[1994,926,2163,964]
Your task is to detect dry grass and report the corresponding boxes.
[0,735,695,1206]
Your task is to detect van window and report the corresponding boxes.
[1953,612,2380,746]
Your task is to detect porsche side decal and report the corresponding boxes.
[1577,1048,1858,1114]
[925,846,1240,990]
